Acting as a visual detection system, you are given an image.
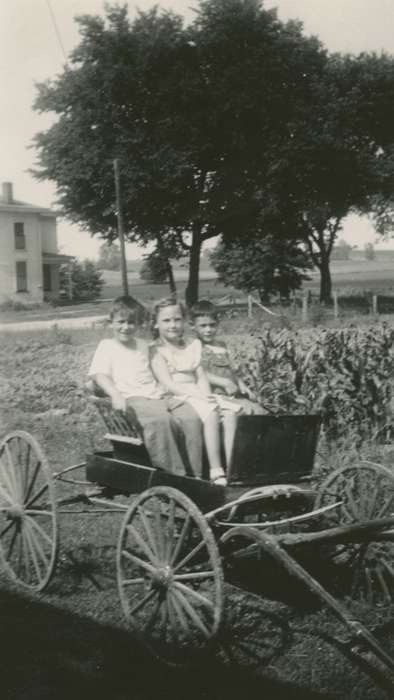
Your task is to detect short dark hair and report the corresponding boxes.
[189,299,219,322]
[109,296,144,322]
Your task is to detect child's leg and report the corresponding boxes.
[221,411,238,469]
[169,402,203,478]
[128,397,185,475]
[203,409,226,483]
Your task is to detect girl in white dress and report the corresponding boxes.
[150,298,240,485]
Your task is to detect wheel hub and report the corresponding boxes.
[151,565,173,591]
[6,505,24,522]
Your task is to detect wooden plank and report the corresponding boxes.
[228,415,321,486]
[86,452,155,493]
[85,452,226,512]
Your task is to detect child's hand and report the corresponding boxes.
[238,379,256,401]
[111,392,127,412]
[223,379,238,396]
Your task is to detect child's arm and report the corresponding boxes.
[204,371,239,396]
[88,340,127,411]
[195,365,217,397]
[237,377,258,401]
[219,343,257,400]
[151,352,210,399]
[90,373,127,412]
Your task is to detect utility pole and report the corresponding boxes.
[113,158,129,297]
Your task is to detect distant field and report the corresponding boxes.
[102,256,394,301]
[101,270,235,303]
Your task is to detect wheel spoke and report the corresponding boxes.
[25,509,54,517]
[126,524,160,566]
[377,493,394,519]
[173,580,215,610]
[4,523,19,563]
[169,589,193,635]
[0,454,17,499]
[21,528,32,583]
[26,482,48,510]
[153,498,165,562]
[137,506,162,563]
[344,481,360,521]
[170,515,191,566]
[365,480,380,520]
[22,441,31,498]
[24,524,43,583]
[159,597,169,636]
[173,538,206,573]
[24,518,49,569]
[166,596,179,644]
[171,586,210,637]
[4,444,19,496]
[144,596,163,633]
[28,516,53,547]
[0,482,13,504]
[128,588,157,617]
[365,566,374,604]
[174,570,216,582]
[122,577,145,586]
[24,462,41,506]
[376,567,391,604]
[121,549,157,576]
[165,498,176,561]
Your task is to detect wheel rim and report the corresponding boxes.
[117,486,224,664]
[315,462,394,607]
[0,431,58,591]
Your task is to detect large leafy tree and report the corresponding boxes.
[280,52,394,302]
[210,235,311,302]
[32,0,327,304]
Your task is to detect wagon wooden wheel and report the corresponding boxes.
[117,486,224,665]
[0,431,58,591]
[315,462,394,607]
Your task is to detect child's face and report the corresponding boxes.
[155,304,184,343]
[193,315,218,343]
[111,310,137,345]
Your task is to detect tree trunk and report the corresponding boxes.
[166,260,176,296]
[185,226,202,306]
[319,253,332,304]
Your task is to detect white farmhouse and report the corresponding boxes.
[0,182,72,304]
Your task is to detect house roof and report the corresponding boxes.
[0,199,57,216]
[42,252,74,264]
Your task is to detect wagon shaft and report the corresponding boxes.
[221,526,394,686]
[275,516,394,547]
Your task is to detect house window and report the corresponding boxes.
[16,261,28,292]
[43,264,52,292]
[14,222,26,250]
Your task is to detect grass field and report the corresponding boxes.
[102,255,394,300]
[1,319,394,699]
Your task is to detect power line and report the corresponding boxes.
[46,0,67,63]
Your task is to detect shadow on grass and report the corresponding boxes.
[0,588,336,700]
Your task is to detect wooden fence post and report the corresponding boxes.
[302,291,308,323]
[333,290,338,319]
[248,295,253,318]
[372,295,378,315]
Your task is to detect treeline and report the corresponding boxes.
[33,0,394,304]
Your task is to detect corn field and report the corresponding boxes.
[231,323,394,442]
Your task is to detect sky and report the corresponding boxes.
[1,0,394,259]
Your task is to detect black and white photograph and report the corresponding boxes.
[1,1,394,698]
